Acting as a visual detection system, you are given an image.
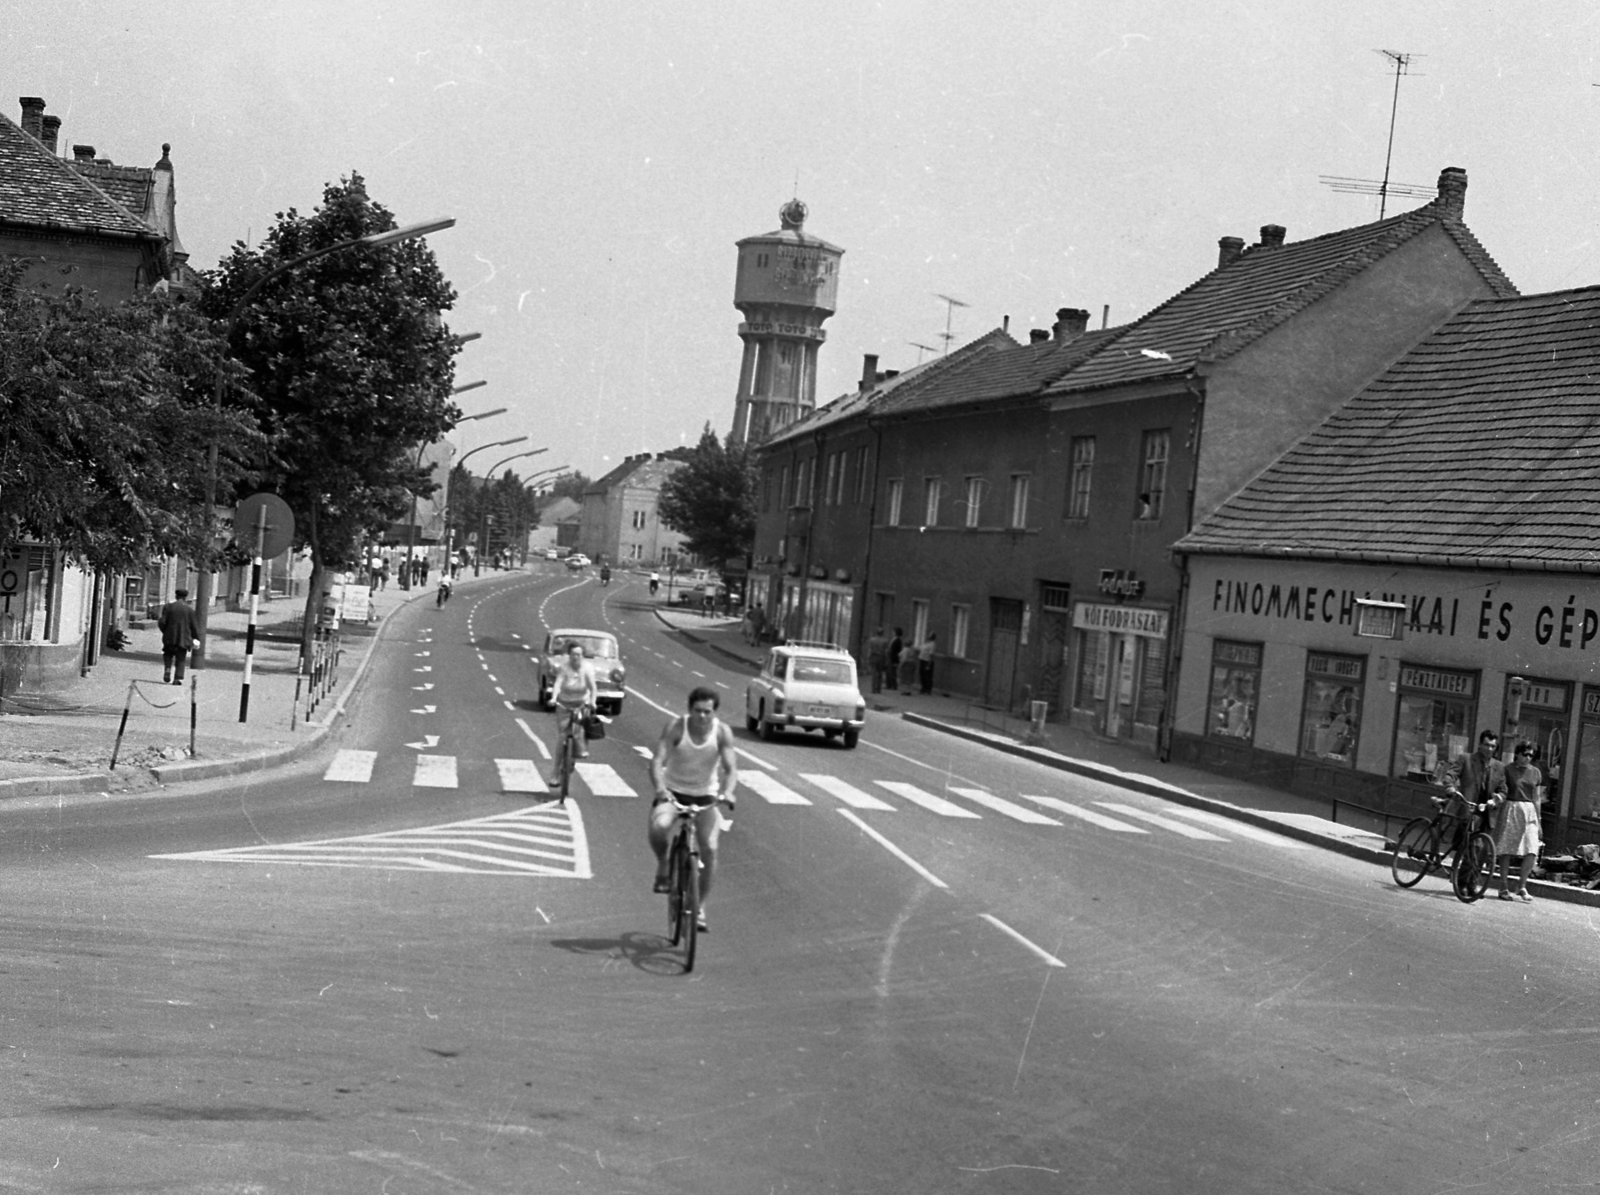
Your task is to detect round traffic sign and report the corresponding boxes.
[233,493,296,560]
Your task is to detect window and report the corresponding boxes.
[1391,665,1478,784]
[1009,474,1030,529]
[628,543,643,560]
[853,446,870,503]
[911,598,930,646]
[780,465,791,508]
[950,604,971,658]
[1067,436,1095,519]
[630,510,647,530]
[923,478,942,526]
[824,453,840,506]
[964,477,983,527]
[1138,429,1170,520]
[1208,640,1261,742]
[886,479,903,526]
[1299,653,1365,766]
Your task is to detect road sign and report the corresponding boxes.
[233,493,295,559]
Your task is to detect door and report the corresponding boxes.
[1036,609,1070,717]
[986,599,1024,710]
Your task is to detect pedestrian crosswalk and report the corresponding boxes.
[314,749,1307,850]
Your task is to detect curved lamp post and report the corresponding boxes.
[399,386,498,590]
[473,448,547,573]
[194,216,456,663]
[443,435,527,573]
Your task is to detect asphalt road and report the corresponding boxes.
[0,566,1593,1193]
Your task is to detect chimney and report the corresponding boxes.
[1029,329,1050,343]
[73,144,95,162]
[18,97,44,141]
[1434,166,1467,218]
[1258,225,1286,250]
[1052,307,1090,341]
[861,353,879,391]
[1217,236,1245,268]
[40,115,60,155]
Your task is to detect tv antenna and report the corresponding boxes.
[1319,50,1433,218]
[908,341,939,364]
[934,293,970,355]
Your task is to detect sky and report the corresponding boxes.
[10,1,1600,482]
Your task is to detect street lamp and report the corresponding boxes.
[475,448,547,573]
[194,216,456,663]
[401,398,505,590]
[444,435,527,574]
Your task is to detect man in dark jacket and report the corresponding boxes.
[158,589,201,684]
[1446,729,1507,834]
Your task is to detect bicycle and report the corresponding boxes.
[662,795,731,972]
[1390,790,1497,903]
[552,703,594,803]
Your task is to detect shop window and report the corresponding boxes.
[1391,664,1478,784]
[1504,676,1568,804]
[1299,653,1365,766]
[1207,640,1261,741]
[1135,635,1166,727]
[1074,628,1109,710]
[1571,689,1600,827]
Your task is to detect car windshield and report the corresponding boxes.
[789,658,852,684]
[551,635,617,659]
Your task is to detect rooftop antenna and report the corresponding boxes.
[934,293,970,355]
[1319,50,1433,217]
[908,341,939,364]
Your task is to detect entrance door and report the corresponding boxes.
[986,599,1024,709]
[1036,609,1069,716]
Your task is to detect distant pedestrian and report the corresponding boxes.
[158,588,200,685]
[1495,740,1543,902]
[898,639,919,694]
[888,627,904,685]
[918,631,937,694]
[420,556,430,585]
[866,627,888,694]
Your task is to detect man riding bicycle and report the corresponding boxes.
[648,686,737,931]
[547,639,598,785]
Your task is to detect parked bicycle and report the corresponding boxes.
[1390,790,1496,903]
[661,794,731,972]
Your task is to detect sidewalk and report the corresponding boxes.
[0,567,516,799]
[650,606,1600,909]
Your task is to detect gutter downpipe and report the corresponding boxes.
[1158,377,1205,762]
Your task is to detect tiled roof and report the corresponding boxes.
[1176,287,1600,573]
[68,160,153,221]
[877,325,1119,417]
[1046,188,1517,397]
[0,113,157,240]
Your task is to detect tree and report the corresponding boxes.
[0,259,260,571]
[545,471,590,503]
[200,175,460,655]
[656,425,757,568]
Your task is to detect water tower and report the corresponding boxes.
[729,199,844,446]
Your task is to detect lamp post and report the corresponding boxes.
[193,216,456,664]
[444,435,527,576]
[474,448,547,574]
[400,389,499,590]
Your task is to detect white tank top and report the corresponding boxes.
[664,718,722,797]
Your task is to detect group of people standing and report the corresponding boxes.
[1448,729,1544,902]
[865,627,936,696]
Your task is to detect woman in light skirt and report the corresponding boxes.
[1495,740,1543,902]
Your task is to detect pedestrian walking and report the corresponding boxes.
[918,631,937,694]
[866,627,888,694]
[157,588,200,684]
[1495,740,1543,902]
[888,627,904,689]
[898,638,919,694]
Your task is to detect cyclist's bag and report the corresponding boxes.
[584,711,606,740]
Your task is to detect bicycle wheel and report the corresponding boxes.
[667,836,685,945]
[1390,818,1437,888]
[682,847,701,973]
[557,732,571,802]
[1452,831,1496,903]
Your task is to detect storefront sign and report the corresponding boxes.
[1308,653,1364,680]
[1584,689,1600,720]
[1098,569,1145,597]
[1214,641,1262,667]
[1525,682,1567,711]
[1397,665,1476,698]
[1074,603,1168,639]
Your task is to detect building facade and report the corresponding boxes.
[578,453,692,567]
[1173,285,1600,850]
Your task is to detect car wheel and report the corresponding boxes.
[758,704,779,741]
[746,710,759,733]
[824,729,840,740]
[842,729,859,749]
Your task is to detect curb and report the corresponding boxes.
[651,609,760,671]
[900,710,1600,908]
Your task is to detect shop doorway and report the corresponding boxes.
[986,598,1024,709]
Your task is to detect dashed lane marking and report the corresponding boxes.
[496,758,548,793]
[838,810,947,889]
[515,718,551,761]
[980,915,1066,968]
[324,749,378,783]
[799,773,896,811]
[875,781,981,819]
[573,762,637,797]
[949,787,1061,825]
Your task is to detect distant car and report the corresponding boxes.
[673,580,725,606]
[745,642,865,747]
[538,628,626,716]
[544,548,559,560]
[565,554,590,570]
